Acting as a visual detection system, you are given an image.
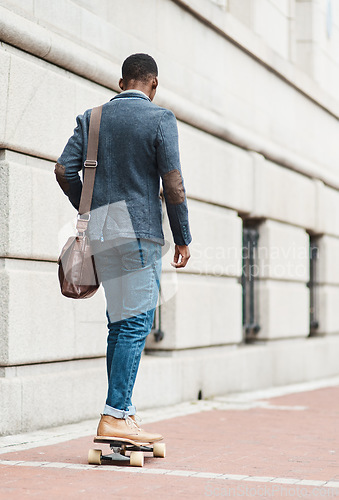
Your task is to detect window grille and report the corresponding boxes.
[242,225,260,341]
[308,237,319,335]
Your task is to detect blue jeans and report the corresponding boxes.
[93,237,162,418]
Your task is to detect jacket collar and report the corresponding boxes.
[111,90,151,102]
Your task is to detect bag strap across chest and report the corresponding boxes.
[77,105,103,229]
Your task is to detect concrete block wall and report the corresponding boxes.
[258,221,309,282]
[178,123,254,213]
[147,273,243,350]
[0,0,339,435]
[0,359,107,435]
[216,0,339,105]
[0,150,74,260]
[295,0,339,101]
[255,220,310,340]
[317,235,339,335]
[0,149,108,367]
[251,154,317,229]
[221,0,292,59]
[252,0,291,59]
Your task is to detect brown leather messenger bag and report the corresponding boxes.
[57,105,103,299]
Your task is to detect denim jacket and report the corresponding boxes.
[55,91,192,246]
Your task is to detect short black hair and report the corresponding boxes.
[122,53,158,84]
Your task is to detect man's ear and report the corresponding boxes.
[119,78,124,91]
[152,76,158,89]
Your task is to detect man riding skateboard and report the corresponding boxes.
[55,53,192,443]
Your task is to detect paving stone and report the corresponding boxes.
[0,384,338,498]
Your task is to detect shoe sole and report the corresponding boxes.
[94,435,164,446]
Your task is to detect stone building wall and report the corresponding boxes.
[1,0,339,435]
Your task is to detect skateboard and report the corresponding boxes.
[88,436,166,467]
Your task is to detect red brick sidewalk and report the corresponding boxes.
[0,385,338,499]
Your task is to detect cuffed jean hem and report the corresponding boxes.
[103,404,136,419]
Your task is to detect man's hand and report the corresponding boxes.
[171,244,191,269]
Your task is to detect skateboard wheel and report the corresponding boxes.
[130,451,144,467]
[88,448,102,465]
[153,443,166,458]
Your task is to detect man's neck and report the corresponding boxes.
[121,88,150,99]
[124,81,151,95]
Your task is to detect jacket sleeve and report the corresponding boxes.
[155,109,192,246]
[54,112,88,211]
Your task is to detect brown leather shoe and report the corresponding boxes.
[97,414,163,443]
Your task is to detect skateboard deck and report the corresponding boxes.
[88,436,166,467]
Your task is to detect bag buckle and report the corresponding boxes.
[76,213,90,236]
[84,160,97,168]
[77,213,91,221]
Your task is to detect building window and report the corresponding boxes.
[242,222,260,342]
[308,235,319,336]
